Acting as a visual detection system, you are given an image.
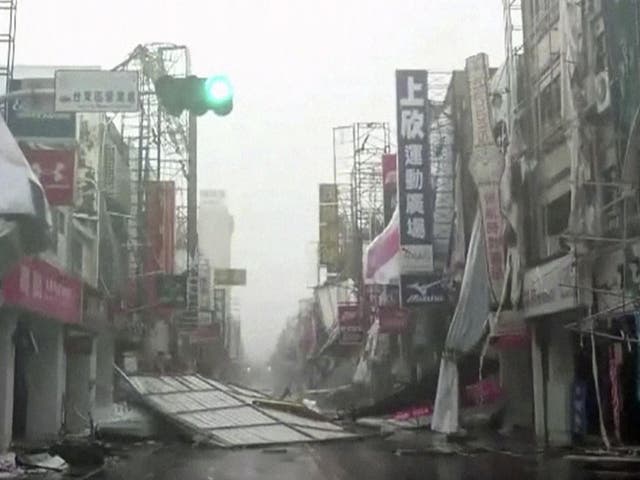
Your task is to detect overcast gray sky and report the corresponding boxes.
[17,0,504,362]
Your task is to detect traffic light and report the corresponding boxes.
[154,74,233,117]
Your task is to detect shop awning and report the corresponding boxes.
[0,113,51,255]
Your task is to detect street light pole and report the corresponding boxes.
[187,111,197,270]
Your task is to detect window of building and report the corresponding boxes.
[546,192,571,236]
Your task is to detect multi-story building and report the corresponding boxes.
[197,189,235,376]
[0,65,131,447]
[518,0,640,446]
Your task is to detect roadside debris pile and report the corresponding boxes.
[118,370,361,448]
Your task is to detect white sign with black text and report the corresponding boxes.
[55,70,139,113]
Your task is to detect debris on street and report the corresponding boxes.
[95,402,160,441]
[15,452,67,472]
[0,453,22,479]
[118,370,361,448]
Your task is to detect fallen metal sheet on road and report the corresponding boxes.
[118,370,360,448]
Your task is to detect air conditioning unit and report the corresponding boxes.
[595,70,611,113]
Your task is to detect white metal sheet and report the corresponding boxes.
[125,373,358,447]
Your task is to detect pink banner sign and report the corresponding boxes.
[392,404,433,421]
[1,257,82,324]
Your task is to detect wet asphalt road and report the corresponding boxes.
[97,431,636,480]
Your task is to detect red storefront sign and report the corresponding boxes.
[1,257,82,324]
[379,306,409,334]
[145,181,176,275]
[20,147,75,205]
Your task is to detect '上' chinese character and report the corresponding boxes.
[406,193,425,215]
[400,76,425,107]
[407,217,426,240]
[405,168,424,190]
[405,144,423,166]
[401,109,425,140]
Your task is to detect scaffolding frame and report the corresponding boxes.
[112,44,195,326]
[0,0,16,118]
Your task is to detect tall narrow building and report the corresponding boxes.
[198,190,235,376]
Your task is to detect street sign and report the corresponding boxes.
[214,268,246,286]
[54,70,139,113]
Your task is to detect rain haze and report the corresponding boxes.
[16,0,503,362]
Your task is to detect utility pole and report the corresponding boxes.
[187,112,198,269]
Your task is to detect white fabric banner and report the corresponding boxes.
[430,357,460,434]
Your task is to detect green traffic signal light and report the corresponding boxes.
[154,74,233,117]
[204,75,233,116]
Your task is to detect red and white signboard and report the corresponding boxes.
[20,147,75,205]
[466,53,506,302]
[1,257,82,324]
[379,306,409,334]
[338,303,364,345]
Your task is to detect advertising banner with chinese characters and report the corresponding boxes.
[7,78,76,141]
[382,153,398,224]
[19,146,75,205]
[144,181,176,275]
[1,257,82,324]
[318,183,340,273]
[337,303,364,345]
[396,70,435,306]
[465,53,506,303]
[54,70,139,113]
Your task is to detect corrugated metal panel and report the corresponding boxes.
[123,373,357,447]
[212,425,310,446]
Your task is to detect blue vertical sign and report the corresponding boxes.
[395,70,440,306]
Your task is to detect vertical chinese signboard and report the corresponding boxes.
[144,181,176,275]
[396,70,438,306]
[466,54,506,303]
[338,303,364,345]
[382,153,397,224]
[318,184,340,273]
